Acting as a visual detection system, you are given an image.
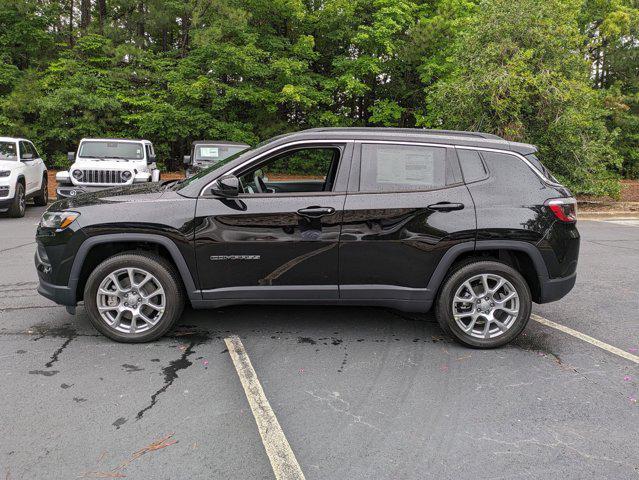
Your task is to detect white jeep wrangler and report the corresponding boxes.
[56,138,160,199]
[0,137,48,218]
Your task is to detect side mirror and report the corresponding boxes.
[21,153,33,161]
[183,155,192,166]
[147,154,156,165]
[68,152,76,162]
[211,175,239,197]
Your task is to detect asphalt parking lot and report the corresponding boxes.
[1,206,638,479]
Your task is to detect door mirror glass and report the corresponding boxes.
[68,152,76,162]
[211,175,239,197]
[147,154,156,165]
[183,155,192,166]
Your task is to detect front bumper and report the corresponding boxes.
[35,233,83,307]
[37,275,76,306]
[0,197,14,213]
[56,184,109,199]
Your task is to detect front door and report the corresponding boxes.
[194,143,352,302]
[339,142,476,307]
[19,141,40,192]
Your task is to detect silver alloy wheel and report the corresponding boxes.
[96,267,166,334]
[452,273,520,339]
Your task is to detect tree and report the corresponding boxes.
[423,0,622,196]
[581,0,639,178]
[0,0,633,188]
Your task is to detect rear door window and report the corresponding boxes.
[457,149,488,183]
[360,144,448,192]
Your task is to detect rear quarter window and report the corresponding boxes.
[478,151,547,200]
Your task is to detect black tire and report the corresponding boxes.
[33,174,48,206]
[83,252,185,343]
[435,260,532,348]
[8,182,26,218]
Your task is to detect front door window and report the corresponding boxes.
[237,147,340,194]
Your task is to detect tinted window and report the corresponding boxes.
[0,142,17,161]
[457,149,487,182]
[360,144,447,192]
[238,147,340,194]
[480,151,544,197]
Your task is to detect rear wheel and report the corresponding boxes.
[83,252,185,342]
[435,260,531,348]
[8,182,26,218]
[34,174,48,206]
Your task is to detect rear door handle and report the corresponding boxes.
[427,202,465,212]
[297,206,336,218]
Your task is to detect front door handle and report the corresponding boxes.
[297,206,336,218]
[427,202,465,212]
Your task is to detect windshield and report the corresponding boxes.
[0,142,17,161]
[79,141,145,160]
[174,146,252,189]
[195,144,247,162]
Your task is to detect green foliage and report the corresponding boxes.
[0,0,635,195]
[422,0,623,196]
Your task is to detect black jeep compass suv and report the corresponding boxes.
[35,128,579,348]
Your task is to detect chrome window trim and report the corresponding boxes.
[199,139,354,196]
[455,145,563,186]
[198,138,561,196]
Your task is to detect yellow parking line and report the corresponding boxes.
[225,335,306,480]
[531,314,639,365]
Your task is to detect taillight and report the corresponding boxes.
[546,198,577,223]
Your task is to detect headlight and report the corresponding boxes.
[40,211,80,230]
[72,169,83,180]
[121,171,132,181]
[0,170,10,177]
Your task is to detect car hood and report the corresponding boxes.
[49,182,168,211]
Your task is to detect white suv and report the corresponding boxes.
[56,138,161,199]
[0,137,48,218]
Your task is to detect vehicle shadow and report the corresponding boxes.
[171,304,448,346]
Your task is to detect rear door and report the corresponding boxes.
[194,142,352,301]
[339,141,476,306]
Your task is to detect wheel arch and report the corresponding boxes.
[426,240,549,303]
[69,234,199,304]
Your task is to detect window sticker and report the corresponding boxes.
[200,147,219,158]
[376,148,435,186]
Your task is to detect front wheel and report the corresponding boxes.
[34,174,48,206]
[83,252,185,342]
[435,260,531,348]
[8,182,26,218]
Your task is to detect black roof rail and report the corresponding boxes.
[305,127,503,140]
